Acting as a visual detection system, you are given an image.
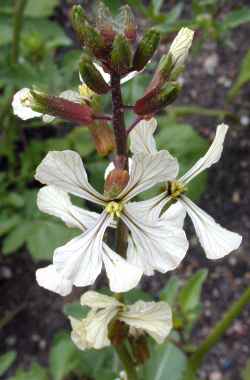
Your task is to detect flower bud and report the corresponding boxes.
[79,55,110,94]
[89,122,116,156]
[134,82,180,116]
[129,335,150,364]
[31,90,94,124]
[133,29,160,71]
[104,168,129,198]
[96,1,116,45]
[108,320,128,347]
[118,5,137,41]
[70,5,87,45]
[111,34,132,74]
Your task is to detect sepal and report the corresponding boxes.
[133,29,160,71]
[111,34,132,74]
[79,55,110,94]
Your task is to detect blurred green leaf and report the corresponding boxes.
[77,348,115,379]
[63,302,89,319]
[241,358,250,380]
[156,119,209,200]
[124,289,154,304]
[160,276,181,306]
[0,351,16,376]
[9,363,49,380]
[49,332,81,380]
[178,269,208,314]
[221,7,250,31]
[143,342,187,380]
[0,15,12,46]
[2,222,33,255]
[228,50,250,101]
[0,215,21,237]
[25,0,59,18]
[152,0,164,15]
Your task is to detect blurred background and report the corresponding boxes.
[0,1,250,380]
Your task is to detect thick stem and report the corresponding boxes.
[12,0,28,65]
[190,286,250,371]
[115,344,138,380]
[111,73,128,169]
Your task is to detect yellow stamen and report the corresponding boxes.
[78,84,95,100]
[105,201,123,219]
[168,180,187,199]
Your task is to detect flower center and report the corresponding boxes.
[78,84,95,101]
[168,180,187,199]
[105,201,123,218]
[21,92,33,107]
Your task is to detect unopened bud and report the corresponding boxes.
[134,82,180,116]
[133,29,160,71]
[118,5,137,41]
[111,34,132,74]
[90,122,116,156]
[96,1,116,45]
[79,55,110,94]
[31,90,94,125]
[70,5,87,45]
[104,168,129,198]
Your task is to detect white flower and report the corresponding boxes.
[129,119,242,260]
[12,88,42,120]
[35,148,188,295]
[169,27,194,68]
[69,291,172,350]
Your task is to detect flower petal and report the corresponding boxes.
[130,118,158,155]
[119,152,179,202]
[12,88,42,120]
[53,211,112,288]
[86,307,118,349]
[103,248,143,293]
[120,300,172,344]
[69,316,90,350]
[161,200,186,228]
[81,290,121,309]
[36,264,73,296]
[180,195,242,259]
[35,150,106,205]
[169,27,194,68]
[123,203,188,275]
[180,124,229,185]
[37,185,99,230]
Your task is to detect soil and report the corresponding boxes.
[1,1,250,380]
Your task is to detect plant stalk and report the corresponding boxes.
[190,286,250,370]
[115,344,138,380]
[12,0,28,64]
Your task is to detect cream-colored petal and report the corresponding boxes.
[119,152,178,202]
[12,88,42,120]
[180,124,229,185]
[86,306,118,349]
[103,248,143,293]
[69,316,90,350]
[180,195,242,259]
[120,300,172,344]
[37,185,99,230]
[81,290,121,309]
[130,118,158,155]
[35,150,106,205]
[169,27,194,68]
[123,203,188,275]
[53,211,112,288]
[36,264,72,296]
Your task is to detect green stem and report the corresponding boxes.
[190,286,250,370]
[115,344,138,380]
[12,0,28,64]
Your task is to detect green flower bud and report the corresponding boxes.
[96,1,116,45]
[70,5,87,46]
[111,34,132,74]
[134,82,180,116]
[117,5,137,41]
[79,55,110,94]
[133,29,160,71]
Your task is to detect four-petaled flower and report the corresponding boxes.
[128,118,242,262]
[69,291,172,350]
[35,148,188,295]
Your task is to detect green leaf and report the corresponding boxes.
[2,222,33,255]
[143,342,187,380]
[0,351,16,376]
[228,50,250,101]
[152,0,164,15]
[63,302,89,319]
[156,119,209,200]
[178,269,208,313]
[102,0,122,14]
[77,348,114,379]
[160,276,181,306]
[9,363,49,380]
[0,215,21,237]
[26,220,78,261]
[221,7,250,31]
[124,289,154,304]
[241,358,250,380]
[0,15,12,46]
[25,0,59,18]
[49,332,81,380]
